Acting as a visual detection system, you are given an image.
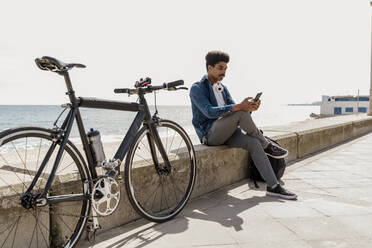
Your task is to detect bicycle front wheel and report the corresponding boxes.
[125,119,196,222]
[0,127,91,248]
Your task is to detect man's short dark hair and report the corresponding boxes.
[205,51,230,70]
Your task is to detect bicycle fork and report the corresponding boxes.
[146,120,172,175]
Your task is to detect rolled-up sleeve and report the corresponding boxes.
[190,84,233,119]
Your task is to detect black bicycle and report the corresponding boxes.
[0,56,196,248]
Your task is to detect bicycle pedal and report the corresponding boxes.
[102,159,121,170]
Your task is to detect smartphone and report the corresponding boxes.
[254,92,262,102]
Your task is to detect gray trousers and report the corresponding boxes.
[205,111,279,187]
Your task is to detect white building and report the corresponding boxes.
[320,95,370,117]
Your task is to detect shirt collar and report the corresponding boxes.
[202,74,220,85]
[201,74,209,84]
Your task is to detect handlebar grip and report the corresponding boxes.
[114,88,130,94]
[166,80,184,88]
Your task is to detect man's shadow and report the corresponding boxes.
[185,180,285,232]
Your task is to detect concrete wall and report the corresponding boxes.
[1,115,372,245]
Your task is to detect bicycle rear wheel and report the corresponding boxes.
[0,127,91,248]
[124,119,196,222]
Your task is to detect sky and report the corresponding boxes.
[0,0,371,107]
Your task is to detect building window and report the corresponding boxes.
[345,107,353,113]
[335,97,356,101]
[334,107,342,115]
[359,97,369,101]
[358,107,367,113]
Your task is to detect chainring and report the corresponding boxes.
[91,177,120,216]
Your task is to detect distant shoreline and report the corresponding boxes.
[287,103,320,106]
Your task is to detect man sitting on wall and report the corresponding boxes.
[189,50,297,200]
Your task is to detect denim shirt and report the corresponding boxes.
[189,75,235,143]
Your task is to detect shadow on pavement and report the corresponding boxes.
[186,183,285,232]
[81,180,285,248]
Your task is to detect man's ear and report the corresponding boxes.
[207,65,213,72]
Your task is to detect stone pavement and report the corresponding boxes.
[79,132,372,248]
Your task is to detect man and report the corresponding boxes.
[189,51,297,200]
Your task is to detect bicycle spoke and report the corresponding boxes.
[165,175,178,207]
[60,150,67,166]
[161,177,170,212]
[11,141,33,184]
[54,149,67,174]
[28,214,38,248]
[140,139,152,156]
[174,139,184,158]
[0,216,19,248]
[36,138,43,170]
[0,220,16,237]
[30,210,49,234]
[134,152,153,166]
[56,160,75,174]
[23,139,27,193]
[0,211,32,233]
[167,130,177,155]
[150,181,161,213]
[35,138,44,192]
[30,210,49,248]
[0,216,15,239]
[159,178,164,212]
[142,180,162,209]
[10,215,21,248]
[54,181,84,193]
[36,216,39,248]
[56,214,73,233]
[169,174,187,196]
[0,174,21,197]
[0,153,27,196]
[36,219,49,248]
[165,127,169,153]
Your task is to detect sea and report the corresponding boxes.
[0,105,320,144]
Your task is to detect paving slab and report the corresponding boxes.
[78,132,372,248]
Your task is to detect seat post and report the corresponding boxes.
[61,71,77,103]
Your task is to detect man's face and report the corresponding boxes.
[208,61,228,82]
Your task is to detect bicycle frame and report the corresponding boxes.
[25,71,171,203]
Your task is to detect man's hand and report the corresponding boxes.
[232,97,261,112]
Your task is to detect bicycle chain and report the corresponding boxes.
[0,175,118,222]
[47,175,122,219]
[2,170,178,222]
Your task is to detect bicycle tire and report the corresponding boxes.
[0,127,91,248]
[124,119,196,223]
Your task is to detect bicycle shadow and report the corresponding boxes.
[83,216,190,248]
[81,180,285,248]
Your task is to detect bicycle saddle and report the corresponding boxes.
[35,56,86,72]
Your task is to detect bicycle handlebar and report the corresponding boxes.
[166,80,184,88]
[114,80,185,95]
